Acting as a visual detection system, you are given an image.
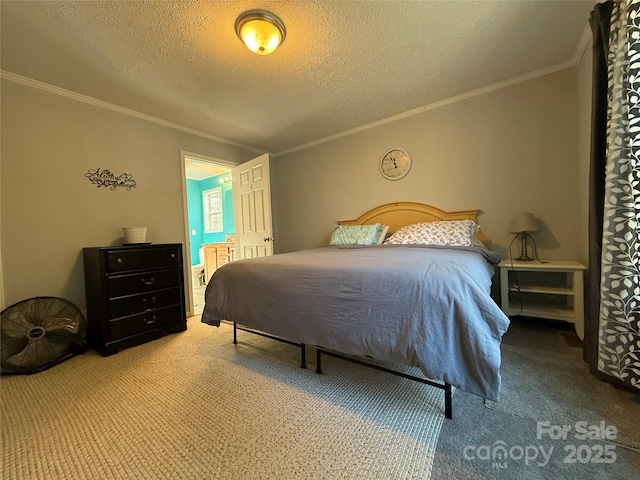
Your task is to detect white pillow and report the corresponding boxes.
[384,220,478,246]
[376,225,389,244]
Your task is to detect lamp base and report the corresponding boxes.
[515,232,535,262]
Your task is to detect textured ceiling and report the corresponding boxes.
[1,1,594,155]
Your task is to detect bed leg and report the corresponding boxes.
[233,322,237,344]
[301,344,307,369]
[444,382,452,419]
[315,348,322,374]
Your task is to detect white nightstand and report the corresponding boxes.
[499,260,587,339]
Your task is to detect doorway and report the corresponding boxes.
[181,151,236,317]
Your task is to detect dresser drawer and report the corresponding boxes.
[108,287,182,318]
[106,246,181,273]
[108,268,181,298]
[217,251,230,267]
[108,304,183,340]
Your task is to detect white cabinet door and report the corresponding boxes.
[232,154,273,259]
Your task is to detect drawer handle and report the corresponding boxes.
[142,296,157,305]
[143,316,157,325]
[116,258,123,264]
[141,277,156,285]
[171,253,176,258]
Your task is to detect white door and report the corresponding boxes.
[232,153,274,259]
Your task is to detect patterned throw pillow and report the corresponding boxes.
[384,220,478,246]
[329,223,382,246]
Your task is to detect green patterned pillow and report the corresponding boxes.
[329,223,382,246]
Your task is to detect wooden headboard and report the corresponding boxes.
[338,201,491,247]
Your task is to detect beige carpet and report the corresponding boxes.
[1,318,446,479]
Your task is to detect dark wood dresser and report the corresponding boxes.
[83,243,187,356]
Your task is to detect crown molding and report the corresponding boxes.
[573,24,592,65]
[275,22,593,157]
[2,33,590,160]
[274,59,578,157]
[0,70,266,155]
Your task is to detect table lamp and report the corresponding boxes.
[509,212,540,261]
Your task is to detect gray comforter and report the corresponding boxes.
[202,244,510,400]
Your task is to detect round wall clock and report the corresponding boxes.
[379,148,411,180]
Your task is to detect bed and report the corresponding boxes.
[201,202,510,418]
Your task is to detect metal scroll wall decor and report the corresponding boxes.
[85,168,137,191]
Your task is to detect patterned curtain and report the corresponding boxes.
[597,0,640,389]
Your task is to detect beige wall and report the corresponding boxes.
[2,59,594,311]
[0,80,257,310]
[274,68,586,263]
[577,40,593,263]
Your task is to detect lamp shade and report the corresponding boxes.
[509,212,540,233]
[235,10,286,55]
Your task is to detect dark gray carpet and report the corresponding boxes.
[486,344,639,450]
[432,318,640,479]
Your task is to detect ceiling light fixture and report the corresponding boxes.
[235,9,286,55]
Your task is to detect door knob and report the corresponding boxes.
[263,237,275,242]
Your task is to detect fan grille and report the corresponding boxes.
[1,297,86,374]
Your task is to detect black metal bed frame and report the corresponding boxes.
[232,322,453,419]
[233,323,306,369]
